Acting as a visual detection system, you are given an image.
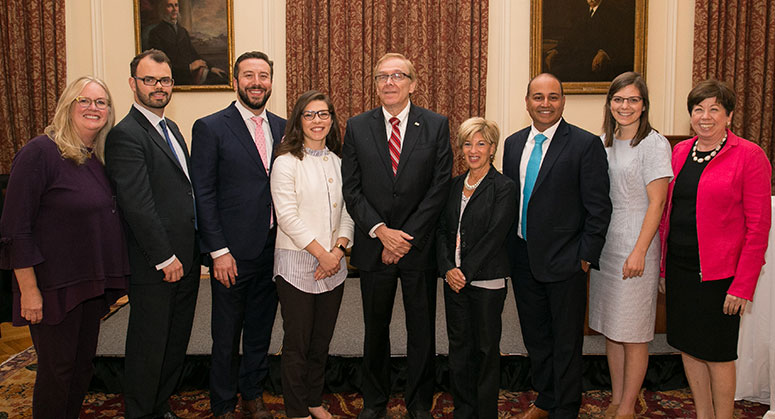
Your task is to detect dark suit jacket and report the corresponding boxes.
[342,104,452,271]
[436,165,517,283]
[105,106,198,284]
[502,119,611,282]
[190,102,286,263]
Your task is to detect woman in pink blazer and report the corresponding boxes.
[659,79,771,419]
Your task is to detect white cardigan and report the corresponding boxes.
[270,149,354,252]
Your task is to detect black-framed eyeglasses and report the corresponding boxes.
[374,72,410,84]
[134,76,174,87]
[301,110,332,121]
[74,96,110,110]
[611,96,643,105]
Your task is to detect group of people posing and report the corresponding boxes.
[0,48,770,419]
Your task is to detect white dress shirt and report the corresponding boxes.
[516,118,562,239]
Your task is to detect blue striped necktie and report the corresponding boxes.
[522,133,547,239]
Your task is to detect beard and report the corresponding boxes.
[137,89,171,110]
[237,83,272,111]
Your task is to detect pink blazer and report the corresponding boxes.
[659,130,771,301]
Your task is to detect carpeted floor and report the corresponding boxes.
[0,347,770,418]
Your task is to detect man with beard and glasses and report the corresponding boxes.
[105,49,201,419]
[190,51,285,419]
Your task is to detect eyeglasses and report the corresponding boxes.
[134,76,175,87]
[301,110,332,121]
[374,72,410,84]
[611,96,643,105]
[74,96,110,110]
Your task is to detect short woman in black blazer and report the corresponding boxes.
[436,117,517,418]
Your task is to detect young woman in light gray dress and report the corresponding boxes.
[588,72,673,419]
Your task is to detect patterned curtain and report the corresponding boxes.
[0,0,66,173]
[693,0,775,188]
[286,0,488,176]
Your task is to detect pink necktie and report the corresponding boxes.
[251,116,270,173]
[388,117,401,175]
[251,115,273,225]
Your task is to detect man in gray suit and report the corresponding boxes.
[105,49,200,419]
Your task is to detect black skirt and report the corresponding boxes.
[665,244,740,362]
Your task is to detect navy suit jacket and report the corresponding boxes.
[502,119,611,283]
[105,106,198,284]
[190,102,286,262]
[342,104,452,271]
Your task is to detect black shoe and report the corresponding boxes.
[408,411,432,419]
[358,407,387,419]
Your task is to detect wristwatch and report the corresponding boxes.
[334,243,347,253]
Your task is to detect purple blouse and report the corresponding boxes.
[0,135,130,326]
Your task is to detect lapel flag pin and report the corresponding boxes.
[414,122,420,126]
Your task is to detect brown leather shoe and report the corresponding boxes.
[214,413,236,419]
[518,403,549,419]
[242,397,273,419]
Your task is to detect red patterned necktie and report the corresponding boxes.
[388,117,401,175]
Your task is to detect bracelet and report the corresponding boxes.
[334,243,346,253]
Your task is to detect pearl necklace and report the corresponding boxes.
[464,171,485,190]
[691,135,726,163]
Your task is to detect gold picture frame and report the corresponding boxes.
[134,0,234,91]
[531,0,647,94]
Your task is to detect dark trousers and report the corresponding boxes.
[360,268,437,413]
[28,296,105,419]
[209,244,277,415]
[124,263,201,419]
[512,265,587,419]
[276,276,344,417]
[444,282,506,419]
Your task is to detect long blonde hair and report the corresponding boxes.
[44,76,115,164]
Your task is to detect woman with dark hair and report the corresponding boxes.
[270,90,353,419]
[659,79,771,419]
[589,72,673,419]
[0,76,130,418]
[437,117,516,418]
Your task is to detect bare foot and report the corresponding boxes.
[309,406,333,419]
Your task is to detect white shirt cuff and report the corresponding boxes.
[210,248,230,259]
[155,255,176,270]
[369,222,385,239]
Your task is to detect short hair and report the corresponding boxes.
[373,53,418,82]
[456,117,500,156]
[130,49,171,77]
[233,51,273,79]
[275,90,341,160]
[44,76,116,165]
[526,73,564,98]
[687,79,735,115]
[602,71,654,147]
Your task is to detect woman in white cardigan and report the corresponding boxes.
[270,90,354,419]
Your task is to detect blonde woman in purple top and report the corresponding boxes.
[0,76,130,419]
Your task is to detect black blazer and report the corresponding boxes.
[502,119,612,282]
[342,104,452,271]
[436,165,517,283]
[105,106,197,284]
[190,102,286,262]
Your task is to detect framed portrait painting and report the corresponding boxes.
[134,0,234,91]
[531,0,647,94]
